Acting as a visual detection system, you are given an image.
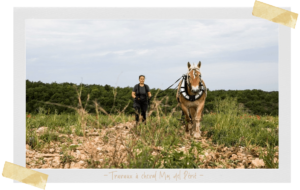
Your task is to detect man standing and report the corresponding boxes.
[132,75,152,125]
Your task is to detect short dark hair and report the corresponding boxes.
[139,75,145,79]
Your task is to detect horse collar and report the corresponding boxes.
[179,74,205,102]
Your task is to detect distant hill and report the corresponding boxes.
[26,80,278,116]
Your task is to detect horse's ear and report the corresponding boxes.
[197,61,201,68]
[187,62,191,69]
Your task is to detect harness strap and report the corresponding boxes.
[189,95,196,101]
[179,74,205,102]
[137,84,149,98]
[164,75,185,91]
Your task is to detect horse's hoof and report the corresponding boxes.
[184,133,190,138]
[193,132,201,139]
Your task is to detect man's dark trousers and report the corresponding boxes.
[134,99,148,123]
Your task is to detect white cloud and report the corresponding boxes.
[26,19,278,91]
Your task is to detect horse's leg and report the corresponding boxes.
[201,105,204,121]
[189,107,196,136]
[194,101,205,139]
[180,105,191,133]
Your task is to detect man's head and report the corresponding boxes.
[139,75,145,84]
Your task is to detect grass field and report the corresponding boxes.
[26,92,279,169]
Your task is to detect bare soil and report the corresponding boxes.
[26,121,278,169]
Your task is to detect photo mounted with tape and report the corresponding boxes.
[13,5,294,183]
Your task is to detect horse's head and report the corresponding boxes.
[186,61,202,93]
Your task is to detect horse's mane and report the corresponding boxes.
[188,63,200,72]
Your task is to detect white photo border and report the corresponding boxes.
[14,7,290,183]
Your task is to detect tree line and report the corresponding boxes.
[26,80,278,116]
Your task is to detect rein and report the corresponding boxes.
[148,75,184,104]
[164,75,185,91]
[150,72,205,105]
[161,72,205,95]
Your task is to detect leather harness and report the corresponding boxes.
[178,74,206,102]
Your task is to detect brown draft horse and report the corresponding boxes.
[176,61,207,139]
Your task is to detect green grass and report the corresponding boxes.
[86,159,101,168]
[26,96,278,150]
[201,96,278,147]
[26,95,279,168]
[162,140,203,168]
[69,144,78,151]
[60,153,76,167]
[259,143,279,168]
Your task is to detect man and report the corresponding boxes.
[132,75,152,125]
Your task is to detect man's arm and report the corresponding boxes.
[132,85,137,99]
[146,85,152,98]
[132,91,136,99]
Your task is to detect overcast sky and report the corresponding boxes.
[26,19,278,91]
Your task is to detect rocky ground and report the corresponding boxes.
[26,121,278,169]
